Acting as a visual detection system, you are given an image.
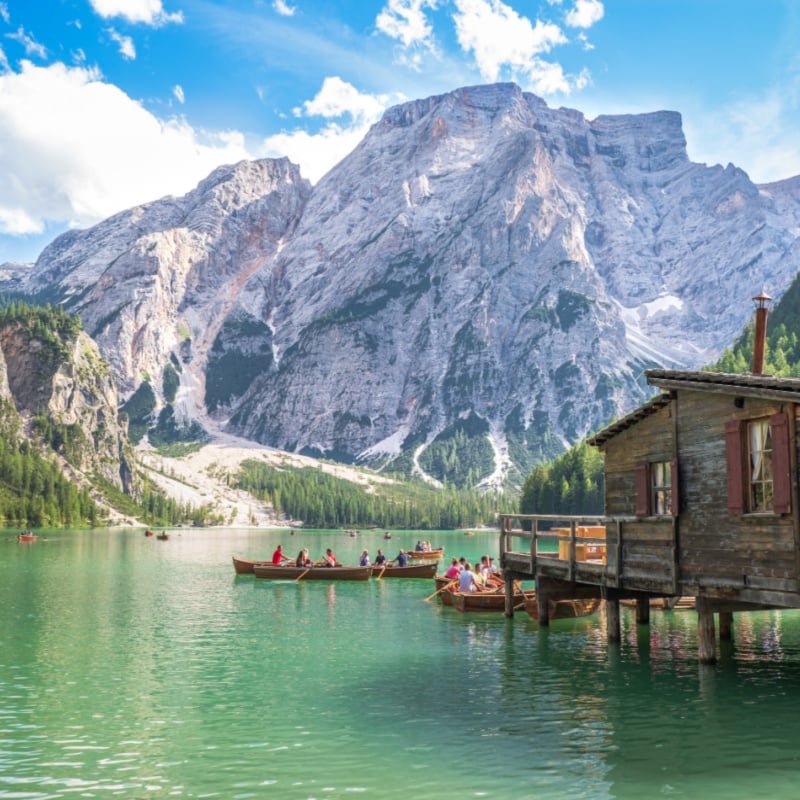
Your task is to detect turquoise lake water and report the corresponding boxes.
[3,527,800,799]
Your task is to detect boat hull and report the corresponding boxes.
[370,562,437,578]
[408,548,444,561]
[232,556,273,575]
[523,596,602,621]
[451,589,529,612]
[253,564,371,581]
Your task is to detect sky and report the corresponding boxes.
[0,0,799,263]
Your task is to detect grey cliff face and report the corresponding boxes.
[15,84,800,486]
[0,321,133,491]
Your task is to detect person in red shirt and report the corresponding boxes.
[272,544,288,565]
[322,548,336,567]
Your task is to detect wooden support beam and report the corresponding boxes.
[606,598,621,642]
[504,574,515,618]
[537,592,550,626]
[696,597,717,664]
[636,597,650,625]
[718,610,733,640]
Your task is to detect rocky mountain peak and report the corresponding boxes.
[10,83,800,488]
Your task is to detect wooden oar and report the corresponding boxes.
[295,567,312,581]
[375,567,387,580]
[423,579,457,603]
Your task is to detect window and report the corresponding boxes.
[635,459,678,517]
[748,419,773,512]
[650,461,672,515]
[726,414,790,515]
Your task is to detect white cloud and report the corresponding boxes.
[376,0,437,49]
[88,0,183,26]
[301,76,388,120]
[72,47,87,64]
[0,61,251,235]
[565,0,603,29]
[263,77,395,183]
[0,3,9,24]
[6,26,47,59]
[173,84,185,103]
[108,28,136,59]
[452,0,568,93]
[272,0,296,16]
[0,45,8,73]
[577,32,593,50]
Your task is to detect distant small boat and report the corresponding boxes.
[370,562,437,578]
[144,529,154,537]
[383,532,392,540]
[346,529,359,537]
[156,531,169,541]
[17,531,38,543]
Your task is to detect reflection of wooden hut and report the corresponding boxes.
[500,293,800,662]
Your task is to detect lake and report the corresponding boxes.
[3,527,800,799]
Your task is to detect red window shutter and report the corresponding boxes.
[771,413,792,514]
[634,463,649,517]
[725,419,744,514]
[670,457,680,515]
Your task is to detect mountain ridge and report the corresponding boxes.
[10,83,800,488]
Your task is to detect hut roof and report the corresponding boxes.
[646,369,800,402]
[587,393,672,447]
[589,369,800,447]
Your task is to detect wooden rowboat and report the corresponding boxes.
[253,564,371,581]
[370,562,437,578]
[408,548,444,561]
[451,587,531,613]
[17,532,38,543]
[232,556,274,575]
[523,595,602,621]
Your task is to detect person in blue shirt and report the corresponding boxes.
[395,549,409,567]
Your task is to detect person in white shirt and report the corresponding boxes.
[458,563,481,593]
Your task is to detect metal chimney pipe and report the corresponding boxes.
[751,291,772,375]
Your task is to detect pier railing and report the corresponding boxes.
[499,513,677,593]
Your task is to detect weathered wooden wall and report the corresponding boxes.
[603,405,673,517]
[677,392,798,595]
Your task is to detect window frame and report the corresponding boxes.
[746,418,774,514]
[649,460,672,516]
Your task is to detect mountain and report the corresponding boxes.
[12,83,800,488]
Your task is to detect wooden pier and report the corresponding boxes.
[501,365,800,663]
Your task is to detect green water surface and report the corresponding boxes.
[2,528,800,799]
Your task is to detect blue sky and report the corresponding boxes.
[0,0,798,263]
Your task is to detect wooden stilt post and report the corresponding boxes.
[718,610,733,641]
[636,597,650,625]
[696,597,717,664]
[606,598,621,642]
[504,574,515,618]
[537,592,550,626]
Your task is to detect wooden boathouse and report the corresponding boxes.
[500,295,800,662]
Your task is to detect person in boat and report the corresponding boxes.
[395,549,409,567]
[458,562,482,593]
[322,548,337,567]
[487,556,499,575]
[415,540,424,552]
[422,541,432,552]
[444,558,461,580]
[359,549,370,567]
[374,549,387,566]
[271,544,290,565]
[295,548,312,568]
